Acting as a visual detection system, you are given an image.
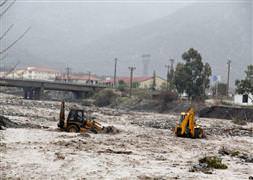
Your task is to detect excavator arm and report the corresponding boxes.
[177,108,196,137]
[58,101,65,128]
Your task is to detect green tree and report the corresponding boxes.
[94,89,117,107]
[174,48,212,100]
[167,63,175,91]
[117,80,127,91]
[174,63,187,94]
[211,83,227,97]
[217,83,227,97]
[132,82,139,88]
[235,65,253,95]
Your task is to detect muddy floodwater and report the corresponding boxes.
[0,93,252,179]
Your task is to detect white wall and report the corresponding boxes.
[234,94,253,106]
[22,71,57,81]
[3,68,58,81]
[72,79,98,85]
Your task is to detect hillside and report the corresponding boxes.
[74,1,252,83]
[7,1,252,84]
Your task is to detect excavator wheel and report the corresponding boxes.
[175,127,183,137]
[67,125,79,133]
[194,128,203,138]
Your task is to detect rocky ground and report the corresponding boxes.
[0,93,252,179]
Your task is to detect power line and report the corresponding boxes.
[0,0,8,7]
[0,26,31,55]
[0,24,14,41]
[0,0,16,18]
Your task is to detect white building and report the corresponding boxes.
[56,74,100,85]
[69,74,100,85]
[234,93,253,106]
[5,66,60,81]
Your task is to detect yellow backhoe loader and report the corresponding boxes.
[58,101,104,133]
[175,107,204,138]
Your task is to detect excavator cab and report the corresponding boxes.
[175,108,204,138]
[58,101,103,133]
[66,109,86,132]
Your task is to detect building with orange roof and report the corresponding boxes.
[103,75,167,90]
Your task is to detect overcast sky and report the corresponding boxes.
[3,1,190,44]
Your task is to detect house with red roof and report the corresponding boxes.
[103,76,167,90]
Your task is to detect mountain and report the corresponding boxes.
[7,1,252,85]
[71,1,252,84]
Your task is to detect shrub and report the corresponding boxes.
[159,91,178,102]
[117,80,128,92]
[94,89,118,107]
[199,156,228,169]
[159,91,178,111]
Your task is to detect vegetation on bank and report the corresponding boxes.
[94,89,118,107]
[235,65,253,96]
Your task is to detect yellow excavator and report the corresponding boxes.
[175,107,204,138]
[58,101,104,133]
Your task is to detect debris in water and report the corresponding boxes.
[98,149,132,155]
[102,126,120,134]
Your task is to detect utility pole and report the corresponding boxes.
[169,58,175,90]
[170,59,175,77]
[113,58,118,88]
[128,66,136,97]
[152,70,156,90]
[226,59,231,98]
[65,66,71,82]
[165,64,170,90]
[88,71,91,84]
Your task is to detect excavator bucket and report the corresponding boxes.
[82,120,104,134]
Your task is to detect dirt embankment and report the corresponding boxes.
[116,98,253,122]
[114,98,205,114]
[199,106,253,122]
[0,115,45,129]
[0,115,22,129]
